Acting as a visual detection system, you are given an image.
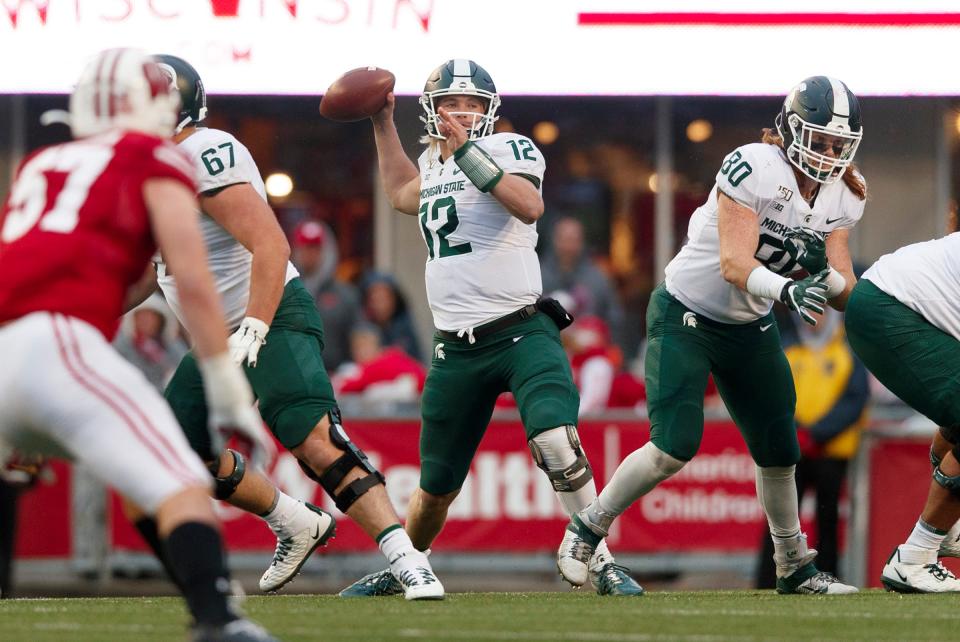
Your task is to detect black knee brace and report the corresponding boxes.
[528,425,594,492]
[299,409,385,513]
[933,465,960,499]
[931,448,943,470]
[207,449,245,500]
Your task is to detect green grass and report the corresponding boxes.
[0,591,955,642]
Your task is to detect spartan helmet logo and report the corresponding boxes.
[682,312,698,328]
[434,343,446,360]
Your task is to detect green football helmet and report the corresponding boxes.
[775,76,862,185]
[420,59,500,141]
[153,54,207,133]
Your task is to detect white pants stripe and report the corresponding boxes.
[0,312,210,514]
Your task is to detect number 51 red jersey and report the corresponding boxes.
[0,130,196,339]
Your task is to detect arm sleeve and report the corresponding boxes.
[485,134,546,188]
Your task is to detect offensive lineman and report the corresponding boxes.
[559,77,865,594]
[0,48,276,641]
[126,54,440,598]
[339,59,643,598]
[845,229,960,593]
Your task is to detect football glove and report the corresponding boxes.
[784,227,828,275]
[779,276,829,326]
[228,316,269,367]
[199,353,277,468]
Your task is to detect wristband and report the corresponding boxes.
[745,266,791,301]
[820,267,847,298]
[454,140,504,192]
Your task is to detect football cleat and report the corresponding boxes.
[557,514,602,587]
[338,568,403,598]
[591,562,645,596]
[191,618,279,642]
[881,545,960,593]
[776,562,858,594]
[938,520,960,558]
[259,503,335,592]
[390,550,445,601]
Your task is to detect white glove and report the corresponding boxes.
[199,352,277,468]
[228,316,269,367]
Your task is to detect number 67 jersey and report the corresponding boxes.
[416,132,546,332]
[664,142,865,324]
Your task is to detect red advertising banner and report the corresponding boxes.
[18,419,812,557]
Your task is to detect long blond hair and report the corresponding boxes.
[760,128,866,200]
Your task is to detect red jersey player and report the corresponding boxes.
[0,48,277,642]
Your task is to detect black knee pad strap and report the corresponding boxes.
[208,449,245,500]
[302,410,386,513]
[933,465,960,499]
[931,447,943,470]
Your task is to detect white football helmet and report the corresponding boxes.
[69,48,181,139]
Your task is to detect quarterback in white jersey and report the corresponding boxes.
[563,77,865,595]
[125,55,438,600]
[846,229,960,593]
[338,59,643,599]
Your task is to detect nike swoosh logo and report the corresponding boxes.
[895,568,908,582]
[453,168,462,175]
[760,324,773,332]
[313,525,320,539]
[825,217,842,224]
[513,336,523,343]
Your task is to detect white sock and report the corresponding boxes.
[378,526,418,565]
[262,491,310,538]
[905,519,947,552]
[755,465,801,538]
[597,442,685,515]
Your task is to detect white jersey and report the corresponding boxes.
[863,233,960,341]
[157,128,298,331]
[665,143,865,323]
[416,132,545,332]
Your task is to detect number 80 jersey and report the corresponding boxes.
[415,133,546,332]
[665,142,865,324]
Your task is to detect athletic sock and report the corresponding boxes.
[377,524,417,563]
[164,522,235,627]
[905,519,947,551]
[261,491,309,537]
[133,516,183,590]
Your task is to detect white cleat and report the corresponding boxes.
[259,503,335,592]
[882,545,960,593]
[557,515,601,587]
[390,550,444,601]
[938,520,960,558]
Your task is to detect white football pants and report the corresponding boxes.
[0,312,209,513]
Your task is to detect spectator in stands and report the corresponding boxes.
[291,220,362,371]
[540,217,625,347]
[756,307,869,588]
[360,272,422,362]
[113,293,188,390]
[334,322,426,402]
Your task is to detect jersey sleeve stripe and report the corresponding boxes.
[153,146,195,181]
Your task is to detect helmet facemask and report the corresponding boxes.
[419,88,500,141]
[779,112,862,184]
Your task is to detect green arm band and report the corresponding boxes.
[454,140,504,193]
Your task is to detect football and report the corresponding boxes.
[319,67,396,122]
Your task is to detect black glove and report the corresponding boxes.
[784,227,828,275]
[779,276,829,326]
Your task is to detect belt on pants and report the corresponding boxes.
[437,304,539,343]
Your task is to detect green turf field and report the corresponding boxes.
[0,591,954,642]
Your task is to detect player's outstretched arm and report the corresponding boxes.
[144,178,228,358]
[201,183,288,327]
[371,93,420,215]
